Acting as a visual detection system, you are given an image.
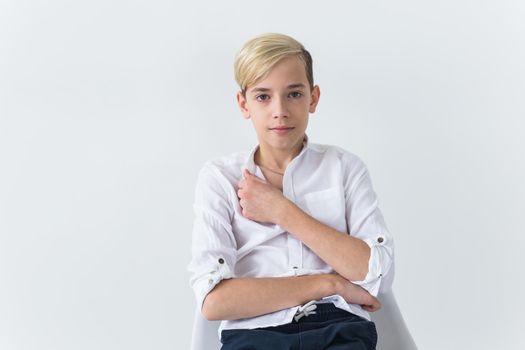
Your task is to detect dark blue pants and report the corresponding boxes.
[220,303,377,350]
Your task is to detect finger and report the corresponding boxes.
[244,169,254,179]
[248,171,265,182]
[362,304,379,312]
[369,300,381,312]
[362,305,372,312]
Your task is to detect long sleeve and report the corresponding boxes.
[187,163,238,313]
[344,157,395,296]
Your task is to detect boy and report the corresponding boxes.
[188,33,394,349]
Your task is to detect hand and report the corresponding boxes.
[237,169,288,224]
[331,274,381,312]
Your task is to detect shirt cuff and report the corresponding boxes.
[191,254,235,312]
[350,234,394,296]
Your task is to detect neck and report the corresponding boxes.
[254,137,305,172]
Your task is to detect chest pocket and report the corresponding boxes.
[302,187,347,233]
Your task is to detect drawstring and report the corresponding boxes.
[294,300,318,322]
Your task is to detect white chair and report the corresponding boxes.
[191,290,417,350]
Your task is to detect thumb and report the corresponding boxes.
[244,168,263,182]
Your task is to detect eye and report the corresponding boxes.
[289,91,303,98]
[255,94,270,102]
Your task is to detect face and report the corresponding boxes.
[237,56,320,153]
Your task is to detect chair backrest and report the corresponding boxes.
[191,290,417,350]
[370,291,418,350]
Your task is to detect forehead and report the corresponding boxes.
[248,56,308,93]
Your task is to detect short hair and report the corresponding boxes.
[234,33,314,96]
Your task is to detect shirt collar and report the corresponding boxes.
[244,133,311,174]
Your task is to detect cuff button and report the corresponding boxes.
[377,237,384,243]
[218,258,225,264]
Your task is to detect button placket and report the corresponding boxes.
[283,161,303,274]
[288,235,302,273]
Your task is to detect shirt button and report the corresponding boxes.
[208,279,213,285]
[218,258,225,264]
[377,237,384,243]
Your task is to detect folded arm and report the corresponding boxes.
[277,204,371,282]
[202,273,380,321]
[238,160,395,297]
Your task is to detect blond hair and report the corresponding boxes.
[234,33,314,96]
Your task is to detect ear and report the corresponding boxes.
[236,91,251,119]
[308,85,321,113]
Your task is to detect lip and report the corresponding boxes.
[270,127,294,135]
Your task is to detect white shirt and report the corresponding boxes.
[187,134,395,339]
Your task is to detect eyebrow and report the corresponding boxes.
[250,83,307,94]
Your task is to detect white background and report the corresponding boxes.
[1,1,524,349]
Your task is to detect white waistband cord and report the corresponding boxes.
[294,300,318,322]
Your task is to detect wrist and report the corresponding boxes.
[308,274,337,301]
[277,198,307,232]
[323,274,341,297]
[275,197,295,228]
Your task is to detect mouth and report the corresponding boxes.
[269,127,295,135]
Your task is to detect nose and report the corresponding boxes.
[273,96,289,119]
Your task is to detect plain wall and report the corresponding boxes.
[1,1,524,349]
